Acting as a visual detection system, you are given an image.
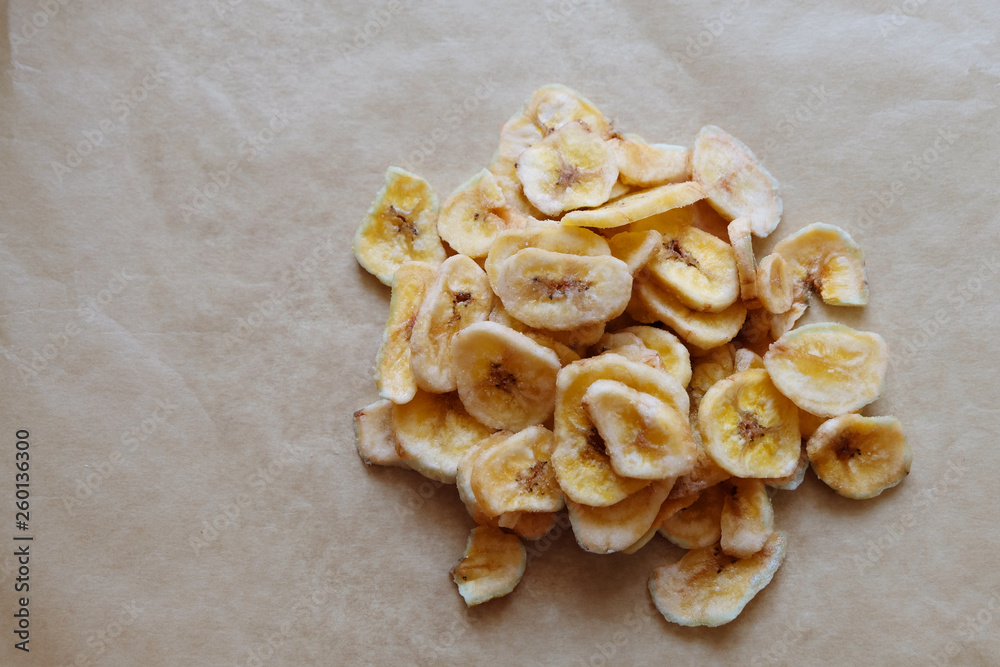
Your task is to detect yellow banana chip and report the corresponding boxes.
[375,261,436,404]
[485,225,610,292]
[567,479,674,554]
[633,273,747,349]
[614,325,692,388]
[470,425,564,516]
[645,221,740,313]
[353,167,445,284]
[608,229,663,274]
[773,222,868,306]
[560,181,707,229]
[649,531,787,627]
[720,479,774,558]
[659,483,725,549]
[756,253,795,314]
[437,169,526,258]
[806,414,911,499]
[727,216,758,305]
[353,398,407,468]
[611,134,691,187]
[451,525,526,606]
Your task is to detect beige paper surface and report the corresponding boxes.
[2,0,999,664]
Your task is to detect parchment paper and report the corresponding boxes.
[2,0,998,664]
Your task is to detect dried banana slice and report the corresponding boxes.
[568,479,674,554]
[756,253,795,314]
[633,273,747,349]
[648,531,787,627]
[798,409,827,439]
[451,525,527,606]
[496,248,632,330]
[509,511,558,540]
[689,344,737,407]
[456,432,508,520]
[645,221,740,313]
[763,323,889,418]
[485,225,610,292]
[727,216,758,305]
[659,483,725,549]
[806,414,911,499]
[611,134,691,187]
[375,261,436,404]
[392,390,495,483]
[692,125,782,238]
[470,424,564,516]
[698,368,801,479]
[615,326,692,388]
[516,120,619,216]
[582,380,696,479]
[353,167,445,284]
[353,398,406,468]
[623,492,700,554]
[560,181,707,229]
[763,445,809,491]
[409,255,494,393]
[734,348,765,372]
[437,169,526,258]
[608,229,662,274]
[452,321,561,431]
[720,479,774,558]
[553,354,689,506]
[773,223,868,306]
[769,299,807,340]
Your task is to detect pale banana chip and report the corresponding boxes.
[608,229,662,274]
[452,321,561,431]
[470,424,564,516]
[485,225,610,293]
[645,220,740,312]
[774,222,868,306]
[451,525,526,606]
[496,248,632,330]
[568,479,674,554]
[375,261,436,404]
[611,134,691,187]
[769,299,808,340]
[806,414,911,499]
[615,325,692,388]
[437,169,526,257]
[409,255,494,393]
[489,301,599,359]
[756,253,795,314]
[633,273,747,349]
[688,344,737,407]
[720,479,775,558]
[727,216,758,304]
[353,167,445,284]
[516,120,619,216]
[553,354,689,506]
[623,492,700,554]
[659,483,725,549]
[392,390,495,483]
[692,125,782,238]
[762,445,809,491]
[582,379,696,479]
[698,368,801,479]
[734,348,765,372]
[456,432,510,520]
[353,398,407,468]
[649,531,787,627]
[763,323,889,418]
[560,181,707,229]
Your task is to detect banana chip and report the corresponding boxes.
[734,348,765,372]
[470,425,564,516]
[608,229,663,274]
[392,390,495,483]
[614,325,692,388]
[763,323,889,418]
[353,398,406,468]
[409,255,494,393]
[698,368,801,479]
[633,273,747,350]
[623,492,700,554]
[756,253,795,314]
[452,525,527,606]
[561,181,707,229]
[645,221,740,313]
[437,169,526,257]
[806,414,910,499]
[660,483,726,549]
[762,445,809,491]
[774,223,868,306]
[568,479,674,554]
[611,134,691,188]
[692,125,782,238]
[720,479,774,558]
[353,167,446,284]
[452,321,561,431]
[375,261,436,404]
[485,225,610,292]
[727,216,758,305]
[649,531,787,627]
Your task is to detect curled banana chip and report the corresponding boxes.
[470,425,564,516]
[375,261,436,404]
[659,483,725,549]
[614,325,692,388]
[516,120,619,216]
[806,414,911,499]
[485,225,610,292]
[611,135,691,188]
[452,321,561,431]
[734,348,765,372]
[692,125,782,238]
[568,479,674,554]
[560,181,707,229]
[633,273,747,350]
[409,255,494,393]
[727,216,758,305]
[452,525,526,606]
[496,248,632,330]
[608,229,663,274]
[392,390,495,483]
[773,222,868,306]
[353,398,406,468]
[437,169,526,258]
[762,445,809,491]
[649,531,787,627]
[645,220,740,313]
[763,323,889,418]
[756,253,795,314]
[720,479,774,558]
[353,167,445,284]
[622,491,700,554]
[698,368,801,479]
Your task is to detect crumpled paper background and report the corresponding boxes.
[1,0,998,664]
